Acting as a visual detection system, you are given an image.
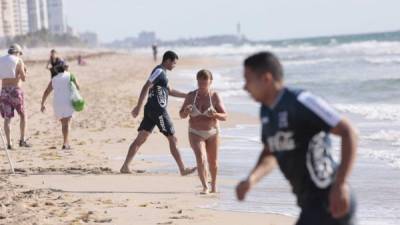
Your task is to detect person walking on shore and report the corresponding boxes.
[41,60,80,150]
[180,69,227,194]
[120,51,196,176]
[46,49,62,78]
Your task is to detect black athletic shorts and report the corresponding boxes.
[296,191,357,225]
[138,107,175,136]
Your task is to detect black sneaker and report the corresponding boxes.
[19,140,32,148]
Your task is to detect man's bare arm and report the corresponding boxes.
[168,86,186,98]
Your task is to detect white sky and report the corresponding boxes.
[63,0,400,42]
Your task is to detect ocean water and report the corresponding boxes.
[135,32,400,225]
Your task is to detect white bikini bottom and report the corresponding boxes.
[189,127,219,140]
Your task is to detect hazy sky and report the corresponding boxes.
[63,0,400,43]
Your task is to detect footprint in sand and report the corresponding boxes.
[169,215,194,220]
[157,222,173,225]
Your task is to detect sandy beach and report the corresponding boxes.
[0,50,295,225]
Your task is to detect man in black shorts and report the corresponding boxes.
[236,52,358,225]
[120,51,196,175]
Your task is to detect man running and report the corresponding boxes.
[121,50,196,175]
[236,52,357,225]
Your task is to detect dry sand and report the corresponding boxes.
[0,49,294,225]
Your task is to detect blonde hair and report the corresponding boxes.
[196,69,213,80]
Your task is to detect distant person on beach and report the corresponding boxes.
[236,52,358,225]
[120,50,196,175]
[179,69,227,194]
[77,54,87,66]
[152,44,158,62]
[46,49,62,78]
[41,60,80,150]
[0,44,32,149]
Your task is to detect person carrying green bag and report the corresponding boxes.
[41,60,82,150]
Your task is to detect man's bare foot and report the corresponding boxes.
[210,188,218,193]
[120,165,132,174]
[200,187,210,195]
[180,167,197,176]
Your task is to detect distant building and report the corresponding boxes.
[13,0,29,35]
[47,0,65,34]
[79,31,98,47]
[1,0,16,37]
[27,0,48,32]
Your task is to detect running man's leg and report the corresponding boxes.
[121,108,156,173]
[156,111,196,176]
[166,134,196,176]
[205,134,219,193]
[189,133,208,192]
[120,130,151,173]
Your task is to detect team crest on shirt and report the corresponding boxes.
[261,117,269,124]
[278,111,289,128]
[267,131,295,152]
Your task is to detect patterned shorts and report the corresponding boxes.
[0,86,25,119]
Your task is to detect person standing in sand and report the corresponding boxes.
[0,44,32,149]
[120,51,196,175]
[236,52,357,225]
[152,44,158,62]
[41,60,80,150]
[46,49,62,78]
[179,69,227,194]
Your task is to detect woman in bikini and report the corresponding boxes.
[180,69,227,194]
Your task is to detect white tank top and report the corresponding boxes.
[0,54,20,79]
[52,71,73,106]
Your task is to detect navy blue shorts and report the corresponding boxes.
[296,192,357,225]
[138,107,175,136]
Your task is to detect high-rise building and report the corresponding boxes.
[47,0,65,34]
[13,0,29,35]
[1,0,16,37]
[27,0,48,32]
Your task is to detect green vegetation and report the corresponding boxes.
[8,29,84,47]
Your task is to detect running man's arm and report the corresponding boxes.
[236,146,277,201]
[168,86,187,98]
[210,92,227,121]
[131,81,153,118]
[41,81,53,112]
[329,118,358,218]
[331,118,357,188]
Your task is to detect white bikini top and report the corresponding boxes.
[190,90,215,117]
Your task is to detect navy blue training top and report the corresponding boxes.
[260,87,342,207]
[145,65,169,112]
